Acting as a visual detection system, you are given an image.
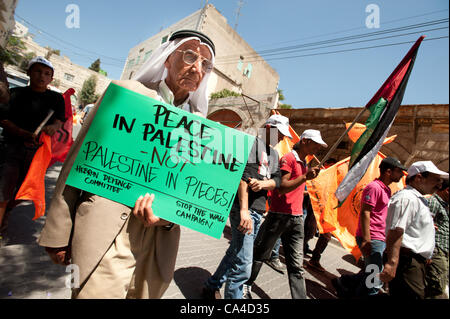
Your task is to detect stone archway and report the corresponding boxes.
[207,109,243,129]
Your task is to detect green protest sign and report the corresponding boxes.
[66,83,254,239]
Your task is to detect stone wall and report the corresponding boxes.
[277,104,449,171]
[208,92,278,135]
[200,5,279,97]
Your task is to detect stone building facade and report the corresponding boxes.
[46,54,110,104]
[6,21,110,106]
[0,0,18,48]
[277,104,449,171]
[207,92,278,135]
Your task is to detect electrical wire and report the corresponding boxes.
[216,18,448,62]
[218,36,448,65]
[14,13,127,64]
[215,29,449,65]
[252,8,449,50]
[12,12,448,72]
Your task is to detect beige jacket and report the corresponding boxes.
[38,80,181,291]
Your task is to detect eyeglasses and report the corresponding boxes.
[176,49,214,73]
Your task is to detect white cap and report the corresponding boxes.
[407,161,449,178]
[265,114,292,138]
[28,56,54,72]
[300,129,328,147]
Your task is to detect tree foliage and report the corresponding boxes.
[0,36,27,67]
[45,46,60,59]
[80,75,99,106]
[277,89,292,109]
[18,52,36,71]
[89,58,101,72]
[210,88,241,99]
[277,89,285,101]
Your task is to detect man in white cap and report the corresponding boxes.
[202,114,293,299]
[265,114,292,139]
[38,30,215,298]
[243,129,327,299]
[0,56,65,233]
[380,161,448,299]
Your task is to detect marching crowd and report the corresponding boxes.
[0,29,448,300]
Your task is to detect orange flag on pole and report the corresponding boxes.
[306,132,405,261]
[15,89,74,220]
[346,122,398,145]
[15,133,52,220]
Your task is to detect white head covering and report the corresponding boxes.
[300,129,328,148]
[132,36,215,117]
[28,56,54,72]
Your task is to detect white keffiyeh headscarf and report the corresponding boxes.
[132,36,215,117]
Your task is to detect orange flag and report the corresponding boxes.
[346,123,367,143]
[306,135,405,261]
[15,133,52,220]
[346,122,398,145]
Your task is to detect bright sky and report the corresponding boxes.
[14,0,449,108]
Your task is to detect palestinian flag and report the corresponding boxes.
[335,36,424,203]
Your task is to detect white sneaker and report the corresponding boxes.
[243,284,253,299]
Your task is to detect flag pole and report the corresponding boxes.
[311,155,325,169]
[318,107,368,167]
[33,110,55,136]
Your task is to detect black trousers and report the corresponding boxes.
[389,251,427,299]
[0,142,38,202]
[246,212,307,299]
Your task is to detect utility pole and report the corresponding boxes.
[234,0,244,31]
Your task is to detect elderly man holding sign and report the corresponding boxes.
[38,30,216,298]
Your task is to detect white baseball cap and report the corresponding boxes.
[265,114,292,138]
[407,161,449,178]
[28,56,54,72]
[300,129,328,148]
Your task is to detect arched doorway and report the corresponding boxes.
[207,109,242,129]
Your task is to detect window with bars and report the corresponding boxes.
[127,59,135,69]
[64,73,74,81]
[144,50,153,62]
[243,63,253,78]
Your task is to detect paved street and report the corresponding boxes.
[0,163,362,299]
